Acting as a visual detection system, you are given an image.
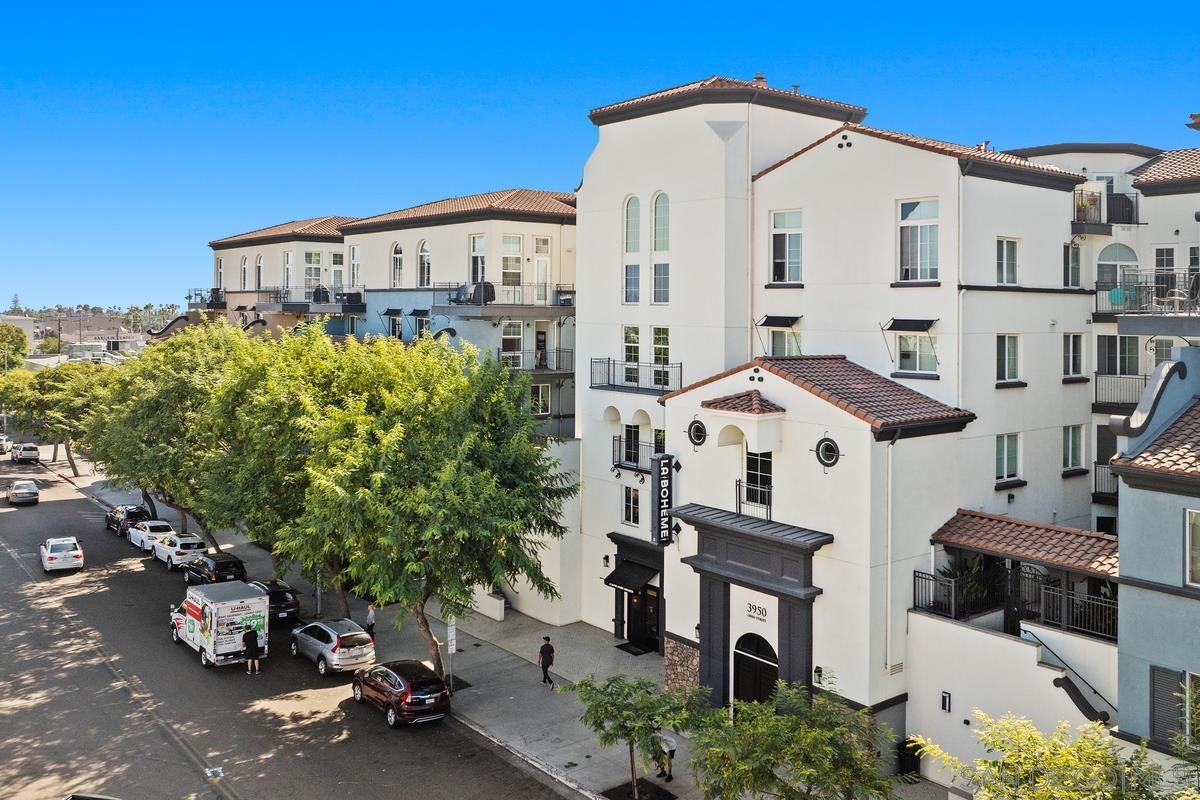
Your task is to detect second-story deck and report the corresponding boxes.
[431,282,575,317]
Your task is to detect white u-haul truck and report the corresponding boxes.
[170,581,269,668]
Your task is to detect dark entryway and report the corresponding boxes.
[733,633,778,703]
[627,585,660,652]
[605,532,667,655]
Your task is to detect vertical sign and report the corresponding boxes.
[651,453,674,546]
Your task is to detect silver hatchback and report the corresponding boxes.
[289,618,375,676]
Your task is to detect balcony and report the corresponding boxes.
[1095,269,1200,318]
[611,436,654,473]
[497,348,574,373]
[912,567,1007,621]
[248,285,366,313]
[1092,372,1150,412]
[1041,585,1117,641]
[432,282,575,317]
[1072,191,1140,234]
[590,358,682,395]
[734,479,772,520]
[1092,463,1118,505]
[187,287,226,310]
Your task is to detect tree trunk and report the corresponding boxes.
[412,588,445,678]
[324,556,350,618]
[165,499,188,535]
[51,441,59,461]
[628,741,640,800]
[63,439,80,478]
[141,489,159,519]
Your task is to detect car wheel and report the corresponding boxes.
[386,706,401,728]
[200,650,211,668]
[317,657,328,676]
[166,557,174,571]
[171,625,180,644]
[183,570,191,584]
[352,682,364,704]
[289,639,299,657]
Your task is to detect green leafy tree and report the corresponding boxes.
[691,680,896,800]
[0,369,35,435]
[914,712,1160,800]
[25,362,112,476]
[36,336,61,355]
[569,674,705,800]
[1169,679,1200,791]
[9,294,19,313]
[0,322,29,366]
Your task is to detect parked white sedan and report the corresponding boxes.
[39,537,84,573]
[128,520,176,552]
[152,533,207,570]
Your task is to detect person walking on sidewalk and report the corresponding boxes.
[655,731,677,783]
[242,627,262,675]
[537,636,555,688]
[364,603,376,638]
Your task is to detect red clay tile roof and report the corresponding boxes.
[700,389,785,415]
[589,75,866,123]
[209,215,358,248]
[932,509,1118,578]
[1111,399,1200,477]
[662,355,975,434]
[1130,148,1200,188]
[340,189,576,232]
[754,123,1084,183]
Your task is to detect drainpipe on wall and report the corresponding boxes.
[956,171,965,409]
[746,98,755,362]
[885,428,901,671]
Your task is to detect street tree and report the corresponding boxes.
[25,361,112,476]
[914,712,1160,800]
[0,322,29,366]
[569,674,705,800]
[691,680,896,800]
[36,336,61,355]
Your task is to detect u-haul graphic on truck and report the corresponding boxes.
[170,580,269,668]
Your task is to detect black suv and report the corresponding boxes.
[105,504,150,535]
[182,552,247,585]
[248,579,301,623]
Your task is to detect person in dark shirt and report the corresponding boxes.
[243,627,262,675]
[537,636,555,688]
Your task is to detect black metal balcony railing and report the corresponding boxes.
[434,282,575,307]
[187,288,226,307]
[1074,191,1102,225]
[735,479,772,520]
[497,348,574,371]
[612,436,654,473]
[912,569,1007,620]
[251,285,366,305]
[590,358,682,394]
[1093,373,1150,406]
[1093,463,1118,496]
[1041,585,1118,640]
[1095,269,1200,315]
[1073,191,1140,225]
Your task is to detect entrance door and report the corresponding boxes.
[626,585,660,652]
[332,268,344,289]
[535,329,549,369]
[733,633,778,703]
[535,257,550,304]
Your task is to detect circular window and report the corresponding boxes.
[815,437,841,468]
[686,420,708,446]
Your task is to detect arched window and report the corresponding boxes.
[652,193,669,252]
[240,257,248,290]
[624,197,640,254]
[392,243,403,288]
[418,241,431,287]
[1097,243,1138,286]
[255,255,264,290]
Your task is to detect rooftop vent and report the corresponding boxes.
[752,72,767,88]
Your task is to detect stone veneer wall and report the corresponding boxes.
[664,637,700,691]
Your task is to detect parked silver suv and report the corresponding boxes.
[289,618,375,676]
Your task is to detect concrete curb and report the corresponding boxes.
[449,712,605,800]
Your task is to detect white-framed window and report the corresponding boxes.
[470,234,486,283]
[304,264,321,288]
[391,243,403,288]
[349,246,360,286]
[652,326,670,388]
[898,199,938,281]
[500,321,523,367]
[389,316,403,338]
[418,241,431,287]
[1064,244,1081,288]
[624,196,640,254]
[1063,334,1084,377]
[769,329,800,356]
[1098,335,1139,376]
[415,316,430,337]
[1156,338,1175,365]
[1186,509,1200,588]
[996,238,1018,285]
[996,335,1019,382]
[1097,243,1138,286]
[652,263,669,303]
[1156,247,1175,271]
[346,315,358,336]
[240,257,248,290]
[331,252,344,267]
[535,236,551,256]
[623,264,640,304]
[216,257,223,288]
[745,450,773,505]
[623,486,640,526]
[770,210,802,283]
[1191,245,1199,270]
[623,325,639,383]
[283,252,291,287]
[502,234,522,287]
[255,255,264,289]
[1095,175,1115,193]
[1062,425,1083,470]
[898,335,937,373]
[305,251,321,266]
[995,433,1019,481]
[652,193,669,252]
[531,384,550,416]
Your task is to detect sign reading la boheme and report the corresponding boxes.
[651,454,674,546]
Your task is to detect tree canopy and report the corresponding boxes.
[0,322,29,365]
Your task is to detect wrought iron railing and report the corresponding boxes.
[187,288,226,307]
[912,569,1006,620]
[1093,373,1150,406]
[497,348,574,371]
[1106,192,1139,225]
[1095,270,1200,315]
[1074,191,1102,225]
[434,282,575,307]
[1093,463,1118,496]
[590,358,682,394]
[735,479,772,520]
[1041,585,1118,640]
[254,285,366,305]
[612,436,654,473]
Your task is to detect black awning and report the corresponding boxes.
[381,308,404,316]
[885,318,936,332]
[603,561,658,594]
[410,308,430,318]
[757,315,800,328]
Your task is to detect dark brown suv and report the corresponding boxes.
[181,552,246,585]
[352,660,450,727]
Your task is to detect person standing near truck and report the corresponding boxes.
[243,627,262,674]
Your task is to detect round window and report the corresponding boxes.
[687,420,708,446]
[815,437,841,468]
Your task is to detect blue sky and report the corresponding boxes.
[2,1,1197,309]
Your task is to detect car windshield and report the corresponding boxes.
[147,524,173,533]
[180,541,205,550]
[49,542,77,553]
[12,482,35,491]
[339,632,372,648]
[271,590,297,603]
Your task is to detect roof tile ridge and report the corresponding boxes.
[954,508,1112,540]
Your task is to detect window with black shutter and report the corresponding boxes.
[772,233,787,282]
[1150,665,1185,746]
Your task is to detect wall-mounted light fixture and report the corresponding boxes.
[694,623,700,640]
[603,555,610,568]
[941,691,952,713]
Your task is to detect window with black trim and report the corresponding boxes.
[470,234,486,283]
[745,450,772,504]
[623,486,640,526]
[996,238,1018,285]
[1062,425,1083,470]
[531,384,550,416]
[996,335,1019,382]
[1064,244,1081,288]
[623,264,640,304]
[771,210,802,283]
[1063,334,1083,377]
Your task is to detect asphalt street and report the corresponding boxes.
[0,454,580,800]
